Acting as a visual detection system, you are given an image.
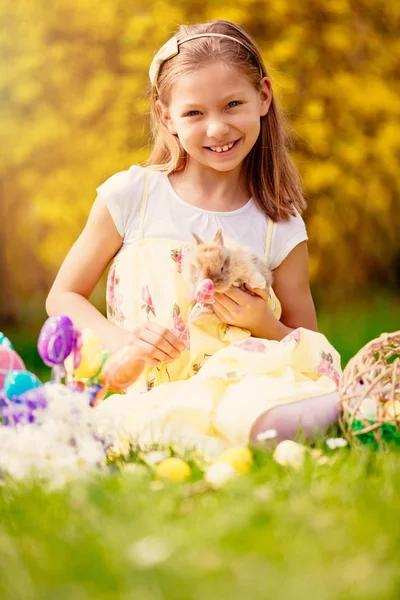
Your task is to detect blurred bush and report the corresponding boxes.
[1,0,399,325]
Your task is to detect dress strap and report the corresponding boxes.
[138,172,149,241]
[264,218,274,264]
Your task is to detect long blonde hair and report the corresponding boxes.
[145,20,306,221]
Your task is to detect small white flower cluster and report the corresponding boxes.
[0,384,229,486]
[93,394,229,461]
[0,384,111,486]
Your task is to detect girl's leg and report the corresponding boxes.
[249,391,340,445]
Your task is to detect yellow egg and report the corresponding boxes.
[383,400,400,421]
[65,329,103,381]
[155,458,191,482]
[216,447,253,474]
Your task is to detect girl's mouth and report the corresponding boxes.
[205,139,240,155]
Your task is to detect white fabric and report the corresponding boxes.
[96,165,308,269]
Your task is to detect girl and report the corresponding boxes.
[46,20,341,448]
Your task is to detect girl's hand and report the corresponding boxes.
[127,322,186,365]
[100,323,186,391]
[212,286,291,340]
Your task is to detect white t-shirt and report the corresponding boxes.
[97,165,308,270]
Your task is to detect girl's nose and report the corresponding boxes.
[206,119,229,140]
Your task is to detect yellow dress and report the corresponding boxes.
[103,174,341,448]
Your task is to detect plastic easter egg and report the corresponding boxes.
[383,400,400,421]
[216,447,253,474]
[0,332,14,350]
[273,440,306,469]
[4,370,42,401]
[195,278,215,304]
[155,458,191,482]
[100,346,145,391]
[0,347,25,389]
[65,329,103,381]
[38,315,75,367]
[71,329,82,370]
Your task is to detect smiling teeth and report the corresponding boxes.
[210,141,235,153]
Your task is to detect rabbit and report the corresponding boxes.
[182,227,273,306]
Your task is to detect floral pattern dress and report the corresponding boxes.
[102,176,341,447]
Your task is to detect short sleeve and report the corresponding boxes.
[96,165,145,239]
[269,211,308,270]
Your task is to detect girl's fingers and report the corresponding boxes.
[113,344,161,367]
[221,286,247,304]
[136,327,184,361]
[139,356,162,366]
[134,338,174,363]
[146,322,186,352]
[212,304,228,322]
[244,285,269,300]
[214,295,239,316]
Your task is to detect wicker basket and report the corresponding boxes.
[339,331,400,443]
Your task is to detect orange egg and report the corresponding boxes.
[100,346,145,391]
[383,400,400,421]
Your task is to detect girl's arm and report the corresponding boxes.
[47,197,186,363]
[271,240,318,332]
[46,197,130,352]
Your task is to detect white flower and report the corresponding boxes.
[145,450,169,465]
[0,384,107,484]
[127,536,173,568]
[108,433,131,460]
[204,462,237,488]
[253,485,273,501]
[121,463,148,476]
[273,440,306,469]
[256,428,277,441]
[326,437,348,450]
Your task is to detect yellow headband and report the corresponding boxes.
[149,33,262,87]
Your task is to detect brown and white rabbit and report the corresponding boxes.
[182,228,273,305]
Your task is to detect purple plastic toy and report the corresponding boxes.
[38,315,75,382]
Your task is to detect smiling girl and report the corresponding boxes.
[46,20,341,447]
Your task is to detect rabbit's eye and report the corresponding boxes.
[220,265,224,273]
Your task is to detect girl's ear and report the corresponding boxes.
[157,100,177,135]
[259,77,273,117]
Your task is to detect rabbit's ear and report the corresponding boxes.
[192,232,203,245]
[213,227,224,245]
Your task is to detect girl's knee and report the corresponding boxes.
[249,391,340,445]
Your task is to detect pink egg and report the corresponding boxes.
[0,347,25,389]
[195,278,215,304]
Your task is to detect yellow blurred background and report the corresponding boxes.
[1,0,399,335]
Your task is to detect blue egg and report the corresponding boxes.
[0,332,14,351]
[4,370,42,401]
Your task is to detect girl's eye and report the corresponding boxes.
[227,101,242,109]
[185,110,201,117]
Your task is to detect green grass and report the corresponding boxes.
[316,290,400,366]
[0,291,399,600]
[1,446,400,600]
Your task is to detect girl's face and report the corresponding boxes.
[163,61,272,173]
